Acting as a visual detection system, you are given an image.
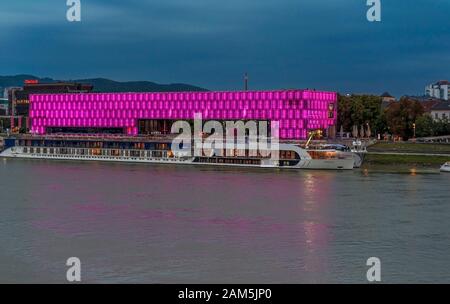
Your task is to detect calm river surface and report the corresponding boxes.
[0,158,449,283]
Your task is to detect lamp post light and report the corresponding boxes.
[413,123,416,139]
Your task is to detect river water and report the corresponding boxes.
[0,158,449,283]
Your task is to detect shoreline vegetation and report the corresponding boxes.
[368,142,450,154]
[364,154,448,167]
[364,142,450,171]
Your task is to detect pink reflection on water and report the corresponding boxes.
[26,162,335,280]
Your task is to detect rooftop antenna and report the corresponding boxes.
[244,72,248,91]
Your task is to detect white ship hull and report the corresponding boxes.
[0,146,354,170]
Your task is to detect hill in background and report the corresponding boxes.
[0,75,208,95]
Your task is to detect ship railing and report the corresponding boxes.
[17,133,288,144]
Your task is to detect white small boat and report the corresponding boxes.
[440,162,450,172]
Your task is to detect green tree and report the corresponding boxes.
[385,97,424,140]
[433,118,450,136]
[415,115,434,137]
[337,94,386,136]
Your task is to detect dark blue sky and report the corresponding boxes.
[1,0,449,96]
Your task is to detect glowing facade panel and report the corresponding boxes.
[29,90,337,139]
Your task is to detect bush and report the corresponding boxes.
[415,115,450,137]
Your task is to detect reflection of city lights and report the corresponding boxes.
[302,221,329,273]
[303,173,317,211]
[304,173,315,190]
[304,221,315,247]
[363,168,369,176]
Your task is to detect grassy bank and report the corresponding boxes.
[368,142,450,154]
[364,153,449,167]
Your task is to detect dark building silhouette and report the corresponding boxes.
[8,80,93,132]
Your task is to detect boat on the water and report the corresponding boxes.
[0,135,355,170]
[305,143,366,168]
[440,162,450,172]
[302,131,365,168]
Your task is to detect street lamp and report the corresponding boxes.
[413,123,416,138]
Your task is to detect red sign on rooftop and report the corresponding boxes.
[24,79,39,84]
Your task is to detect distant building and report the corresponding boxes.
[9,81,94,116]
[8,80,93,132]
[425,80,450,100]
[405,95,442,113]
[430,101,450,121]
[0,97,8,115]
[380,92,396,103]
[380,92,396,110]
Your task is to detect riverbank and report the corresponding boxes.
[365,153,449,166]
[364,142,450,171]
[368,142,450,154]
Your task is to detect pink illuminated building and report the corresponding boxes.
[29,90,337,139]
